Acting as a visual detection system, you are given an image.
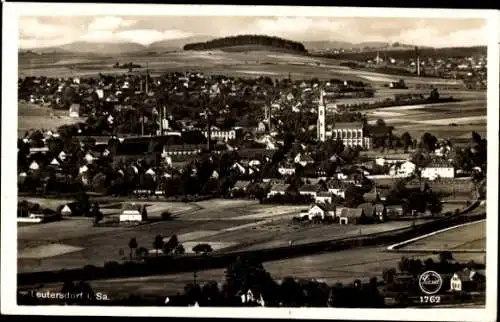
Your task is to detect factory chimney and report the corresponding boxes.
[415,46,421,77]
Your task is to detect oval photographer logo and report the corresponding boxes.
[419,271,443,295]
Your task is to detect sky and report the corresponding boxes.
[19,16,488,49]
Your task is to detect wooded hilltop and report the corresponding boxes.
[183,35,309,54]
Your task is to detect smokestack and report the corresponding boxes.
[206,109,211,152]
[415,46,420,77]
[145,63,149,95]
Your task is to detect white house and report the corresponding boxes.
[231,162,246,175]
[79,165,88,174]
[306,203,336,220]
[120,203,142,222]
[58,151,67,161]
[315,192,335,204]
[294,153,315,167]
[50,158,60,166]
[61,204,72,216]
[421,159,455,180]
[390,161,416,177]
[69,104,80,118]
[326,179,347,199]
[84,153,95,164]
[398,161,416,177]
[29,161,40,171]
[278,164,296,176]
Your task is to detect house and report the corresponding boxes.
[49,158,60,167]
[386,205,404,217]
[450,268,481,292]
[421,158,455,180]
[373,203,387,221]
[398,160,416,177]
[29,161,40,171]
[61,204,72,216]
[231,162,246,175]
[339,208,365,225]
[306,203,336,220]
[120,203,142,222]
[326,179,348,198]
[278,164,296,176]
[69,103,80,118]
[232,180,251,192]
[358,203,375,217]
[315,192,335,204]
[294,153,315,167]
[267,184,295,198]
[58,151,67,161]
[298,184,324,198]
[84,152,95,164]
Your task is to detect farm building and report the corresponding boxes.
[120,203,142,222]
[339,208,365,225]
[421,158,455,180]
[306,203,336,220]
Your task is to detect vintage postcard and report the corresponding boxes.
[1,3,499,321]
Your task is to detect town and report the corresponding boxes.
[15,27,487,309]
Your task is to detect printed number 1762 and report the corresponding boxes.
[420,295,441,304]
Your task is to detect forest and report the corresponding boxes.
[183,35,308,54]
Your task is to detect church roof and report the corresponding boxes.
[333,122,364,129]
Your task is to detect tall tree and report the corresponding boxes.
[128,237,138,260]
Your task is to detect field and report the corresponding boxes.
[364,91,487,140]
[18,103,85,137]
[397,220,486,252]
[18,198,432,274]
[19,50,465,87]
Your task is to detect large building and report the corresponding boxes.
[329,122,372,149]
[316,90,371,149]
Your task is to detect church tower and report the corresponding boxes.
[317,89,326,142]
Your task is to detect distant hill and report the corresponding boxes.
[304,40,419,52]
[184,35,308,54]
[58,41,147,54]
[148,35,214,52]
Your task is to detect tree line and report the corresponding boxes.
[183,35,308,54]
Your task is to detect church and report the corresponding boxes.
[317,89,372,149]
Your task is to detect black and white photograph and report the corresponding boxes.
[1,3,499,321]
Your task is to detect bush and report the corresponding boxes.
[161,211,173,220]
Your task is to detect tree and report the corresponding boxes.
[224,256,277,300]
[163,235,179,255]
[91,202,103,223]
[174,244,185,255]
[279,277,303,307]
[376,118,386,127]
[141,205,148,221]
[382,268,396,284]
[401,132,412,152]
[192,243,213,255]
[420,132,438,152]
[439,251,454,263]
[153,235,164,256]
[128,237,138,259]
